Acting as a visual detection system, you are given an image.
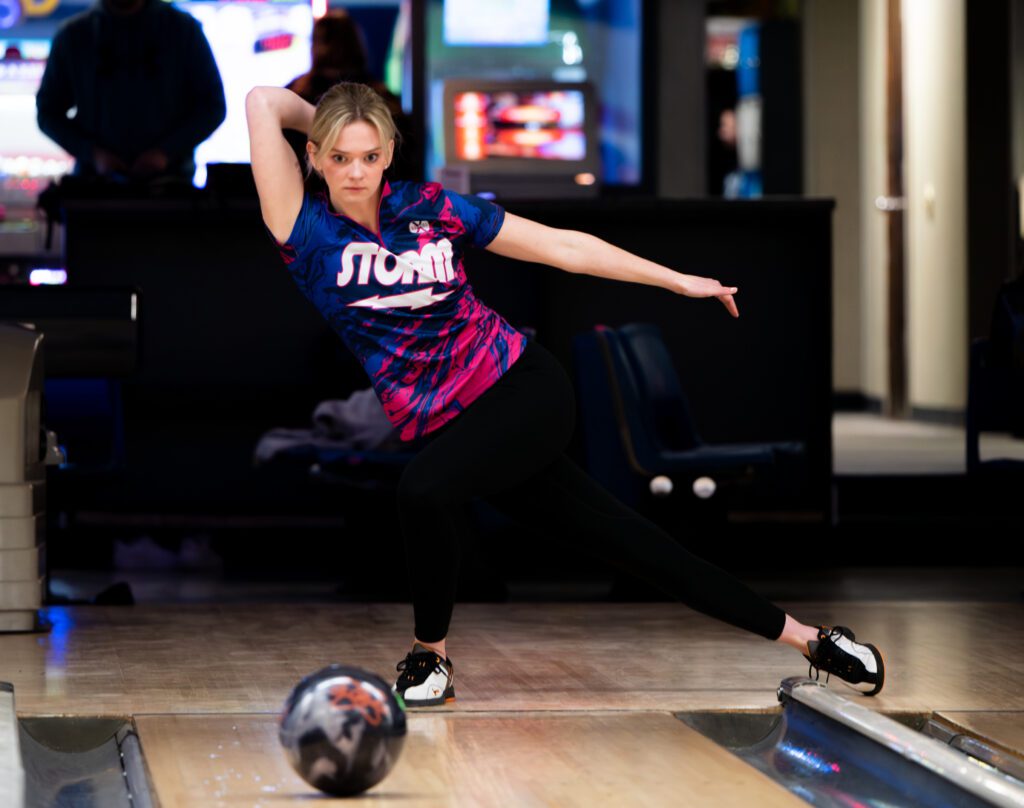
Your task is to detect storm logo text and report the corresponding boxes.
[337,239,454,288]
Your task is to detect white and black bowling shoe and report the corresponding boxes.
[392,643,455,707]
[804,625,885,696]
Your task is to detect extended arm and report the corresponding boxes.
[486,212,740,317]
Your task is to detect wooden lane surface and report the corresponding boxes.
[134,712,809,808]
[4,601,1024,715]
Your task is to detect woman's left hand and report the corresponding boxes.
[676,274,740,318]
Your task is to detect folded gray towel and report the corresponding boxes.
[253,387,402,464]
[312,387,394,445]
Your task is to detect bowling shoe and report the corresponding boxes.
[803,625,885,696]
[392,642,456,707]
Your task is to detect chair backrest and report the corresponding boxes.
[587,324,706,474]
[594,327,666,474]
[571,328,645,508]
[616,323,704,452]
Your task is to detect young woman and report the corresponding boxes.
[245,82,885,706]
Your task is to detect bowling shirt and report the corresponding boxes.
[271,179,528,442]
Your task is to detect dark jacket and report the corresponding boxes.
[36,0,226,178]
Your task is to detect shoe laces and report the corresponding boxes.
[806,660,831,684]
[805,625,844,685]
[396,649,447,686]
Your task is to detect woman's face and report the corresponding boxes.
[309,121,394,208]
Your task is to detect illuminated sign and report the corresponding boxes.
[0,0,59,28]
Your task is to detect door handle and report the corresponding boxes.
[874,195,905,211]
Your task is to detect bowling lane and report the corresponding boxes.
[134,712,809,807]
[936,712,1024,758]
[9,600,1024,716]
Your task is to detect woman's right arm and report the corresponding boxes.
[245,87,315,244]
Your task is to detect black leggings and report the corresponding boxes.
[396,338,788,644]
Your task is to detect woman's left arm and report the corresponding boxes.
[486,212,740,318]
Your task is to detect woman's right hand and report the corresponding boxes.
[675,273,740,318]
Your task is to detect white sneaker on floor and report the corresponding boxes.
[392,643,455,707]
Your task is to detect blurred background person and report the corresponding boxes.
[36,0,226,182]
[284,9,417,183]
[717,108,741,198]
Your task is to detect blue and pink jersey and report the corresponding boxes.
[271,179,527,441]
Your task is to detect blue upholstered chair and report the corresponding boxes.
[571,322,806,514]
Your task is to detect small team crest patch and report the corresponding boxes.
[409,220,432,235]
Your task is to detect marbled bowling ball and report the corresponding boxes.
[279,664,407,796]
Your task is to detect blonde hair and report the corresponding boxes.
[306,82,399,179]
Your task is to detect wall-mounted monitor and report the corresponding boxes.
[173,0,313,187]
[442,79,598,178]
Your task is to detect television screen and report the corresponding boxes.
[173,0,313,186]
[426,0,640,186]
[2,5,314,192]
[452,89,585,162]
[443,0,549,47]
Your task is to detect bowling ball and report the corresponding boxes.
[279,664,407,796]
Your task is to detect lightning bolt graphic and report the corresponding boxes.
[349,286,455,310]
